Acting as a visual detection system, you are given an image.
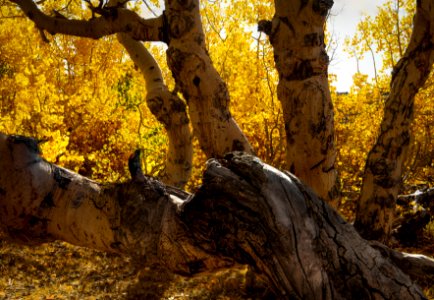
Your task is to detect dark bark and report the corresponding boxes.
[394,188,434,245]
[0,134,429,299]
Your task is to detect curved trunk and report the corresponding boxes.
[355,0,434,242]
[259,0,338,204]
[0,133,428,298]
[164,0,253,158]
[116,33,192,188]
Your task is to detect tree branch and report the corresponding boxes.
[370,241,434,285]
[9,0,166,42]
[116,32,193,187]
[0,134,428,298]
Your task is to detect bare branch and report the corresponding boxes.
[142,0,158,17]
[8,0,166,42]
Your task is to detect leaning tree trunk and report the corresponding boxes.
[164,0,254,158]
[115,33,193,188]
[355,0,434,242]
[107,0,193,188]
[258,0,338,204]
[0,133,430,299]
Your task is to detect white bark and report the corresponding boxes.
[259,0,338,204]
[164,0,253,158]
[115,33,193,188]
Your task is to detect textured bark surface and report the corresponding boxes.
[116,32,193,188]
[0,134,428,299]
[259,0,338,204]
[164,0,253,158]
[355,0,434,242]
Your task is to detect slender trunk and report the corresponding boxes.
[355,0,434,242]
[116,33,193,188]
[103,0,192,188]
[164,0,253,158]
[259,0,338,204]
[0,134,427,298]
[368,45,379,88]
[396,0,404,57]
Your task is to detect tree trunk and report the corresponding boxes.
[0,133,428,299]
[164,0,254,158]
[258,0,338,204]
[355,0,434,242]
[116,33,193,188]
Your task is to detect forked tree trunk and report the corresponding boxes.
[355,0,434,242]
[259,0,338,204]
[164,0,254,158]
[0,133,428,299]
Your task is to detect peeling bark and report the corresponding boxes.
[0,133,429,299]
[164,0,253,158]
[259,0,338,204]
[355,0,434,242]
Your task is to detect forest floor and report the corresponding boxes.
[0,215,433,299]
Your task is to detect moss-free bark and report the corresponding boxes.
[259,0,338,204]
[164,0,253,158]
[116,33,193,188]
[355,0,434,242]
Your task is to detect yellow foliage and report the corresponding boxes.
[1,0,433,199]
[0,0,285,190]
[342,0,434,201]
[0,6,166,183]
[334,74,384,203]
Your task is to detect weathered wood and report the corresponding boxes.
[370,241,434,286]
[0,134,428,299]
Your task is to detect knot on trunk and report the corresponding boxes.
[258,20,272,36]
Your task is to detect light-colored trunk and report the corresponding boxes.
[355,0,434,242]
[0,134,428,298]
[259,0,338,204]
[164,0,253,158]
[116,33,192,188]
